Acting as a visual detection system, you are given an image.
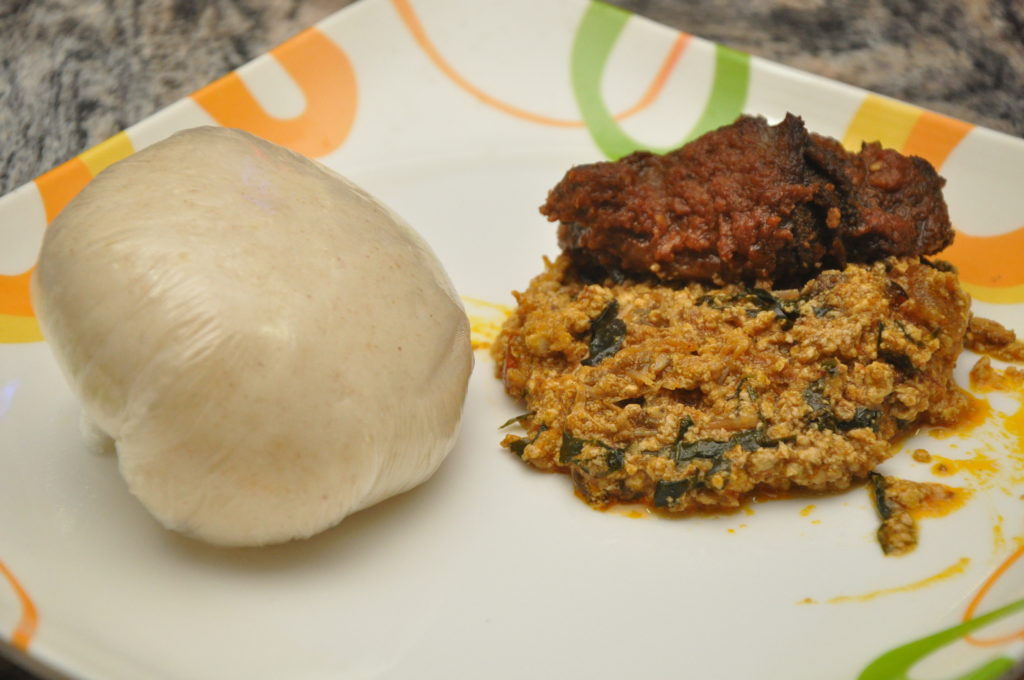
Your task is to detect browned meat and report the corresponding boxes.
[542,114,954,285]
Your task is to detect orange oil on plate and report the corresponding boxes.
[462,296,511,351]
[930,453,999,479]
[826,557,971,604]
[966,360,1024,482]
[929,392,991,440]
[909,486,972,520]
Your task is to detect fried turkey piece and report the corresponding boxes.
[542,114,954,285]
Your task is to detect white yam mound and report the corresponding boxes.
[32,127,473,547]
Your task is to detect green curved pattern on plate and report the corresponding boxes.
[858,597,1024,680]
[570,1,750,160]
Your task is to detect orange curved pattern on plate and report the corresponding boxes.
[33,131,137,223]
[942,228,1024,289]
[962,544,1024,646]
[841,94,1024,303]
[841,95,973,168]
[0,271,33,318]
[0,269,41,342]
[958,282,1024,305]
[0,316,43,344]
[2,132,136,343]
[34,158,93,225]
[2,156,92,342]
[901,110,973,169]
[192,28,357,158]
[78,131,135,178]
[392,0,689,128]
[610,35,689,120]
[841,94,921,152]
[0,560,38,651]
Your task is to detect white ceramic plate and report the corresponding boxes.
[3,1,1024,678]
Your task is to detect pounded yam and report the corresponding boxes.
[33,127,473,546]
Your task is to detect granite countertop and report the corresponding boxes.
[1,0,1023,678]
[2,0,1022,197]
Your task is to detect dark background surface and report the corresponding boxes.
[1,0,1022,196]
[2,0,1023,678]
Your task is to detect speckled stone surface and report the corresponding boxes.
[1,0,1023,678]
[0,0,352,196]
[1,0,1023,198]
[626,0,1024,136]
